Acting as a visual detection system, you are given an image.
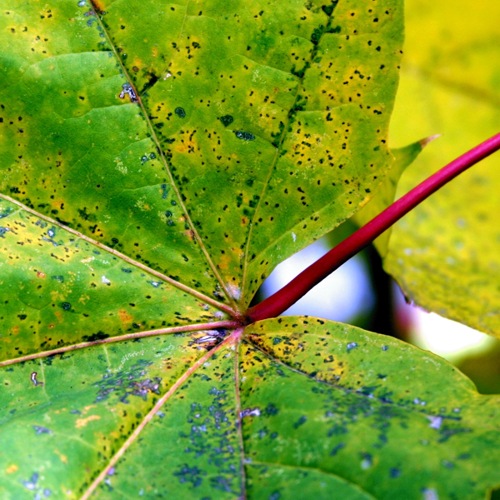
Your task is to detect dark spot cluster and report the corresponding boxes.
[94,359,161,404]
[234,130,255,141]
[168,355,241,495]
[82,331,109,342]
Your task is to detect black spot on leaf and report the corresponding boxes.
[83,332,109,342]
[175,107,186,118]
[219,115,234,127]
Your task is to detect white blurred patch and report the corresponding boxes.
[409,309,495,361]
[260,238,374,322]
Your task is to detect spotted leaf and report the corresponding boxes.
[0,0,498,499]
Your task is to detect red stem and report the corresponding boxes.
[247,132,500,323]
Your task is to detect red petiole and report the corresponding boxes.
[247,132,500,323]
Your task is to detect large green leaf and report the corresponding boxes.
[243,318,499,499]
[0,0,403,307]
[1,318,498,498]
[1,1,499,498]
[385,0,500,336]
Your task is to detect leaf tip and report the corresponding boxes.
[419,134,441,148]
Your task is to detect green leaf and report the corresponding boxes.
[1,319,498,498]
[0,0,403,307]
[385,0,500,335]
[0,332,214,497]
[0,198,229,361]
[243,318,500,499]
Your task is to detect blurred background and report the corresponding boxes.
[255,0,500,395]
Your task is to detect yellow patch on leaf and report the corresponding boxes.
[90,0,106,13]
[118,309,133,326]
[75,414,101,429]
[54,449,68,464]
[175,139,197,154]
[82,404,97,415]
[6,464,18,474]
